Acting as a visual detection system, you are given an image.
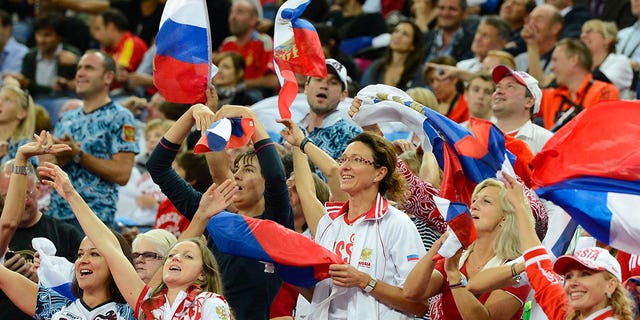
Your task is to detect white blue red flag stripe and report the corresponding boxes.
[273,0,326,119]
[207,211,342,287]
[154,0,211,104]
[532,100,640,255]
[353,85,526,205]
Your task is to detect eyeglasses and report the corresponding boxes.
[133,251,163,261]
[336,155,380,167]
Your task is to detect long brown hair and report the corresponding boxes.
[71,229,133,303]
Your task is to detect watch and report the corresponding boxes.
[73,150,84,164]
[449,276,468,289]
[363,277,377,293]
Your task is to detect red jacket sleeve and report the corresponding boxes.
[523,246,569,320]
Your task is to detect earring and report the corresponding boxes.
[606,292,612,299]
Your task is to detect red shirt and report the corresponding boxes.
[104,31,148,72]
[447,94,469,124]
[153,199,190,238]
[219,31,275,80]
[431,258,530,320]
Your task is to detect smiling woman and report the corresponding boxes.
[0,84,36,165]
[279,121,429,319]
[33,160,234,320]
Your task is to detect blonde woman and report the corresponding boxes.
[0,84,36,164]
[404,178,533,320]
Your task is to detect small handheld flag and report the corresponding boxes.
[194,117,255,153]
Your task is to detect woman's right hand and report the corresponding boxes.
[276,118,305,148]
[348,97,363,118]
[37,162,76,201]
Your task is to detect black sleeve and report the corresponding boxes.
[254,139,294,230]
[147,137,202,220]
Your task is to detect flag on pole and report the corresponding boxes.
[154,0,212,104]
[207,211,342,287]
[273,0,326,119]
[532,100,640,255]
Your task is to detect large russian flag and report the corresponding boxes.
[273,0,326,119]
[207,211,342,288]
[353,85,530,205]
[532,100,640,255]
[154,0,211,104]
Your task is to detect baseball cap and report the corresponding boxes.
[553,247,622,282]
[492,64,542,114]
[326,59,348,90]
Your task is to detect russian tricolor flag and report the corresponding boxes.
[273,0,326,119]
[194,117,255,153]
[32,238,75,300]
[433,196,477,260]
[532,100,640,255]
[352,85,530,205]
[154,0,212,104]
[207,211,342,288]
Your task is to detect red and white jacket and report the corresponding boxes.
[524,246,618,320]
[311,193,426,320]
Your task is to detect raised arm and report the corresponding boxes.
[278,118,347,202]
[0,132,70,256]
[292,147,325,236]
[37,162,144,309]
[147,103,217,219]
[0,264,38,316]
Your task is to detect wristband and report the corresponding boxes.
[12,165,30,175]
[511,263,522,284]
[300,136,313,154]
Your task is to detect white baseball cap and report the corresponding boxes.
[553,247,622,282]
[326,59,348,90]
[492,64,542,114]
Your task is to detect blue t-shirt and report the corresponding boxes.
[49,101,139,225]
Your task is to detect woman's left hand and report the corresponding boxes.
[190,103,217,132]
[329,263,369,289]
[17,130,71,160]
[37,162,76,200]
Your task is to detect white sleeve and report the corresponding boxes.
[200,296,232,320]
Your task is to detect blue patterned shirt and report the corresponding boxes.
[49,101,139,225]
[0,138,38,167]
[35,286,135,320]
[299,110,362,160]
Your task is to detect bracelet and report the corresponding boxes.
[511,263,522,284]
[299,136,313,154]
[12,165,30,175]
[449,276,467,289]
